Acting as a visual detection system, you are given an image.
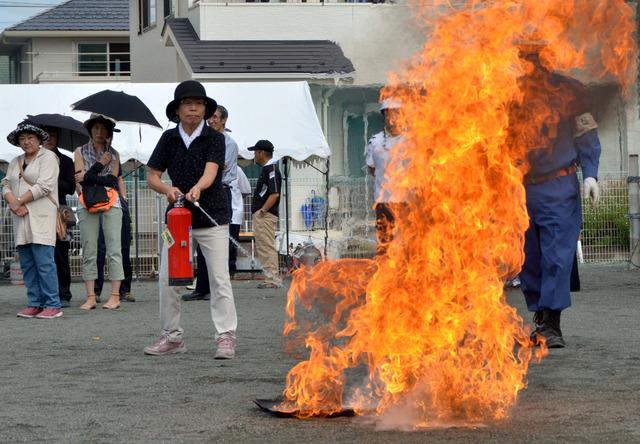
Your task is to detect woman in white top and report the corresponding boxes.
[2,122,62,319]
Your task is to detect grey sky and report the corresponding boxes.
[0,0,67,32]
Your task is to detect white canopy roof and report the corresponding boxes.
[0,81,330,164]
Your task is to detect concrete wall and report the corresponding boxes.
[129,0,180,82]
[196,3,423,86]
[591,85,630,173]
[625,84,640,161]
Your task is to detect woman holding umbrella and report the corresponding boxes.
[2,122,62,319]
[74,114,125,310]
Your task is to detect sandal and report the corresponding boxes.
[102,293,121,310]
[80,295,97,310]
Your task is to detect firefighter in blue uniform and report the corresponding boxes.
[517,45,601,348]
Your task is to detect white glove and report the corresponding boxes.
[583,177,600,205]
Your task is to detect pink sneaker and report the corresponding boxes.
[36,307,63,319]
[214,334,236,359]
[144,336,186,356]
[17,307,43,318]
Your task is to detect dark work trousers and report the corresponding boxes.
[521,174,580,313]
[54,240,72,301]
[95,200,132,296]
[194,186,233,292]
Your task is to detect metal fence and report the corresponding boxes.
[580,171,630,263]
[0,171,632,281]
[283,172,633,263]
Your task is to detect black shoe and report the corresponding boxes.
[532,325,566,348]
[60,299,71,308]
[531,309,566,348]
[120,292,136,302]
[182,291,209,301]
[529,310,544,341]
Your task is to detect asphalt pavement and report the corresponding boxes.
[0,264,638,443]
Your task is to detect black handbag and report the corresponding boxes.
[82,184,109,208]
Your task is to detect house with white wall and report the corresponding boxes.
[0,0,130,83]
[130,0,426,243]
[130,0,639,257]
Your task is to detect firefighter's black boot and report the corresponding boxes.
[529,310,544,342]
[541,309,566,348]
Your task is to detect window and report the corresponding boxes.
[77,43,130,76]
[163,0,173,18]
[139,0,157,32]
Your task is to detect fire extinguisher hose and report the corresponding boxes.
[193,201,250,256]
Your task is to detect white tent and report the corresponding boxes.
[0,81,330,163]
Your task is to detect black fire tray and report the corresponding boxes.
[254,398,356,418]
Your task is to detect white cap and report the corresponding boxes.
[380,98,402,111]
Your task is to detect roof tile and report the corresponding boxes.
[8,0,129,32]
[166,18,354,75]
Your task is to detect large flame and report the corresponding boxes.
[280,0,637,427]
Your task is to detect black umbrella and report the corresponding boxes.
[26,113,90,151]
[71,90,162,128]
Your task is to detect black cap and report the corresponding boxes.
[247,139,274,153]
[165,80,217,123]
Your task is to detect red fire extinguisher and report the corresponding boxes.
[167,195,193,286]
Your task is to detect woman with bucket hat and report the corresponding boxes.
[73,113,125,310]
[2,122,63,319]
[143,80,237,359]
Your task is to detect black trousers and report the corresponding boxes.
[229,224,241,275]
[374,203,398,255]
[54,240,72,301]
[96,201,132,295]
[194,187,235,293]
[194,245,210,294]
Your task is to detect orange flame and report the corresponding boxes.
[280,0,637,427]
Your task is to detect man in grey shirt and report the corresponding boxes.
[183,104,240,301]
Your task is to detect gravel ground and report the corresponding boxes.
[0,264,638,443]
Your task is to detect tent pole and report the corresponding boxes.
[134,160,139,280]
[324,156,330,258]
[284,156,290,263]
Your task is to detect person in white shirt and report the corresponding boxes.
[184,105,242,301]
[228,166,252,277]
[365,98,403,255]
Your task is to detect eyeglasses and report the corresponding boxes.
[180,98,206,107]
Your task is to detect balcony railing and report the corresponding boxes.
[199,0,395,3]
[24,51,131,83]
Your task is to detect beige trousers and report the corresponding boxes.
[78,207,124,281]
[252,212,282,286]
[159,225,237,341]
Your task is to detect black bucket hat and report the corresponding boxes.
[83,113,120,134]
[166,80,217,123]
[6,122,49,147]
[247,139,274,153]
